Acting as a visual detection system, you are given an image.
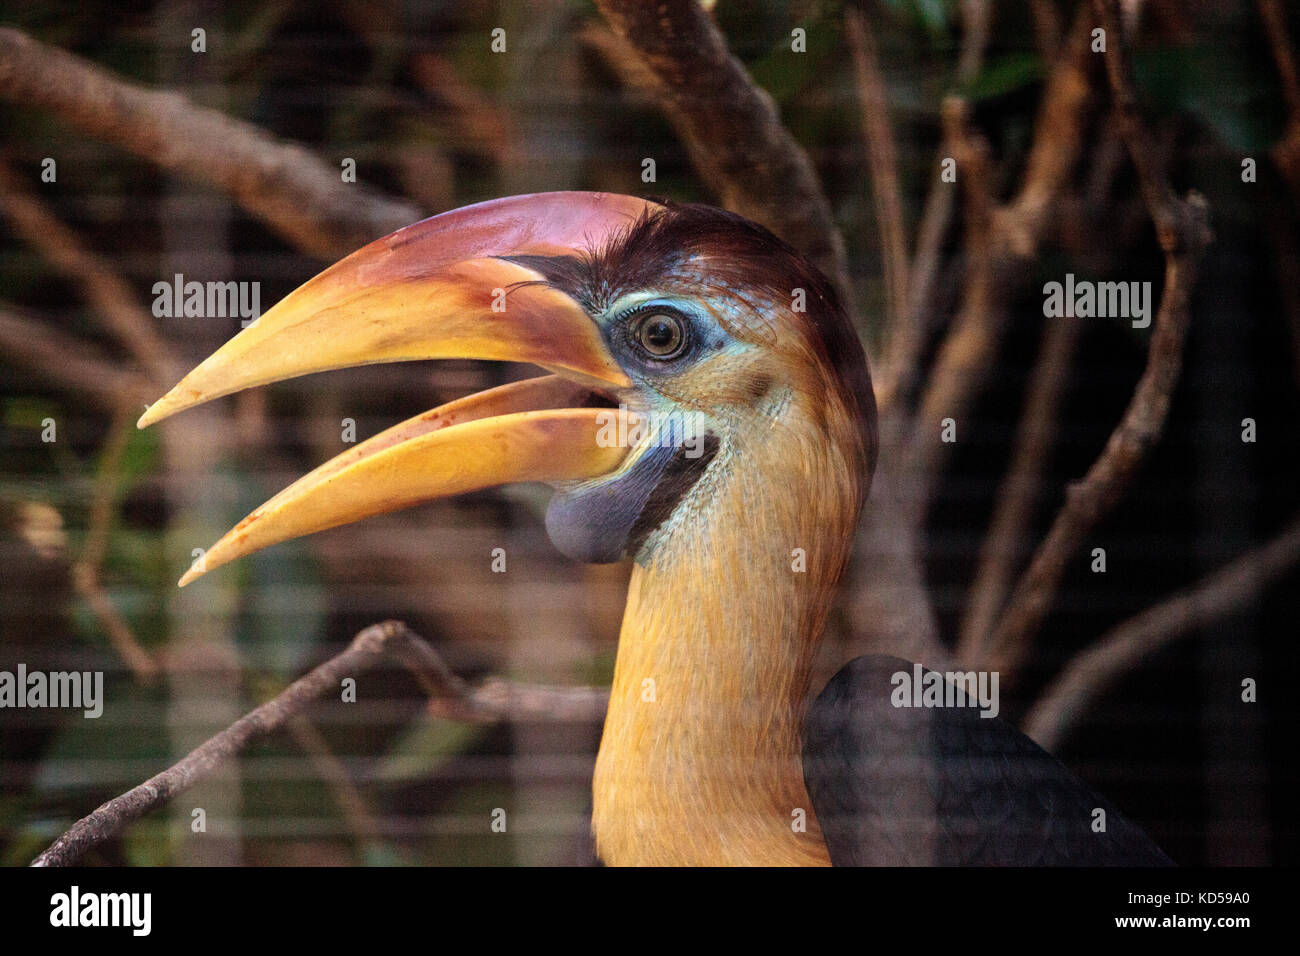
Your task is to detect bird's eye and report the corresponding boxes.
[631,311,688,360]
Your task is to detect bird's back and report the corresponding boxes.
[802,655,1172,866]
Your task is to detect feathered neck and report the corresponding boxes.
[590,391,865,866]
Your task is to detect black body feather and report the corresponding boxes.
[803,655,1173,866]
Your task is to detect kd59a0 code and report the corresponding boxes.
[1197,892,1249,904]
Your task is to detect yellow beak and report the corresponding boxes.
[140,192,658,586]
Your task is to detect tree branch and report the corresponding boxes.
[71,398,160,683]
[957,0,993,85]
[845,7,909,332]
[985,0,1213,679]
[1259,0,1300,195]
[591,0,851,301]
[1026,511,1300,750]
[875,0,995,417]
[31,620,608,866]
[957,313,1082,663]
[0,27,419,260]
[0,160,177,385]
[1259,0,1300,119]
[0,304,153,411]
[901,11,1098,518]
[1029,0,1064,63]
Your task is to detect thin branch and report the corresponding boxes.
[845,7,909,333]
[72,398,160,683]
[957,0,992,85]
[0,159,177,386]
[900,98,1000,520]
[410,53,512,165]
[1259,0,1300,119]
[1026,511,1300,750]
[1259,0,1300,195]
[284,714,383,847]
[957,313,1082,663]
[591,0,852,301]
[901,11,1098,517]
[0,304,153,412]
[878,127,956,416]
[78,399,134,576]
[72,574,159,684]
[0,27,419,260]
[1029,0,1064,63]
[986,0,1214,680]
[877,0,995,417]
[31,621,607,866]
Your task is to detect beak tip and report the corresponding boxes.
[138,403,165,429]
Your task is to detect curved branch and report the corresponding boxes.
[31,620,608,867]
[0,27,419,259]
[1026,511,1300,750]
[592,0,851,301]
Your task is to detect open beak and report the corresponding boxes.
[139,192,656,586]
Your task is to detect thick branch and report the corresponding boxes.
[1026,511,1300,750]
[986,0,1213,679]
[31,620,608,866]
[0,27,419,259]
[592,0,851,300]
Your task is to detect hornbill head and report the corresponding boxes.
[140,192,876,587]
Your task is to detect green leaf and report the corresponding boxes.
[1135,45,1285,151]
[962,53,1045,102]
[2,397,59,429]
[748,15,842,105]
[373,713,487,784]
[884,0,952,34]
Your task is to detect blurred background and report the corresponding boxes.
[0,0,1297,866]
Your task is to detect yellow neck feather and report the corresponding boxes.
[591,397,861,866]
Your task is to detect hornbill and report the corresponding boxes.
[139,192,1170,866]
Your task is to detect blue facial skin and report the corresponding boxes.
[546,440,683,563]
[545,296,728,564]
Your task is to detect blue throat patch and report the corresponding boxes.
[545,433,720,564]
